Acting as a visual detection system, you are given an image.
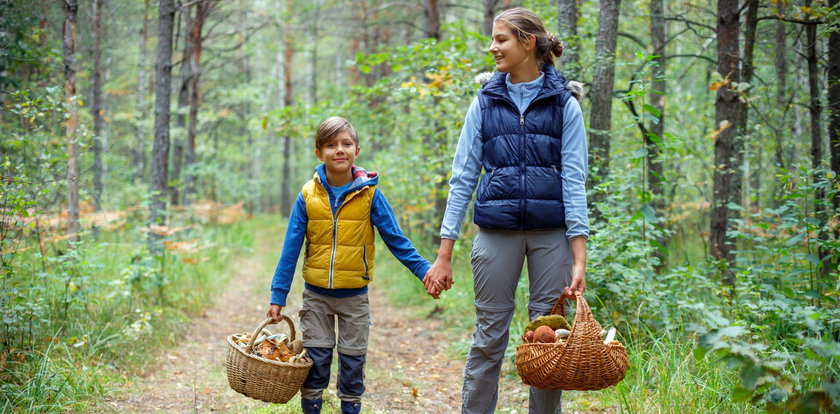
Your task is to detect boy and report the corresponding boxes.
[265,116,432,414]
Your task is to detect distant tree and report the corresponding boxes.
[63,0,80,242]
[149,0,176,250]
[557,0,579,79]
[739,0,757,207]
[134,0,151,183]
[589,0,620,209]
[280,0,294,218]
[830,0,840,211]
[185,0,211,206]
[710,0,741,284]
[92,0,104,237]
[172,2,196,206]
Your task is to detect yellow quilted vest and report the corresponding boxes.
[301,173,376,289]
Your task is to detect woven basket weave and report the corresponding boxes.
[515,291,628,391]
[225,316,312,403]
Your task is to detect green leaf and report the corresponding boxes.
[732,386,754,402]
[642,103,661,117]
[741,364,766,390]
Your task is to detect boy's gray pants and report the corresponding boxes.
[462,228,573,414]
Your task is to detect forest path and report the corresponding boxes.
[99,226,534,413]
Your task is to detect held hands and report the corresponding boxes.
[423,256,454,299]
[265,304,283,324]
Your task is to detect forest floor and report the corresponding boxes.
[97,239,548,413]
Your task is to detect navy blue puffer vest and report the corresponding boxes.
[473,65,573,231]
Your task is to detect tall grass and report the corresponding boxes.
[0,217,261,412]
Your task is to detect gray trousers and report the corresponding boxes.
[462,228,572,414]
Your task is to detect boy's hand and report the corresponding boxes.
[266,304,283,324]
[424,258,453,299]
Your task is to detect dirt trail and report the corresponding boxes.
[101,250,534,413]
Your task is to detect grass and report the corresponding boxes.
[0,216,260,412]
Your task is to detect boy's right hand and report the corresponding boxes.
[266,304,283,324]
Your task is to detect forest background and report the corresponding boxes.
[1,0,838,412]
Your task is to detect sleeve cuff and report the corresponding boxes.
[270,288,289,307]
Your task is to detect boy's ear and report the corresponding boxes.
[355,145,361,157]
[314,148,323,160]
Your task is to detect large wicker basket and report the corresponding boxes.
[225,315,312,403]
[515,291,628,391]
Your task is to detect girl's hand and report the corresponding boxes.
[266,304,283,323]
[424,257,453,299]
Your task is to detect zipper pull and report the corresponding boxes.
[519,114,524,125]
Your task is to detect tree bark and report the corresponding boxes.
[92,0,104,237]
[774,17,787,173]
[829,0,840,211]
[424,0,441,41]
[482,0,498,36]
[309,1,320,105]
[740,0,758,207]
[710,0,741,284]
[804,2,828,277]
[172,4,195,206]
[63,0,80,243]
[134,0,150,183]
[185,0,209,206]
[149,0,176,251]
[588,0,621,201]
[557,0,579,79]
[280,0,294,218]
[648,0,666,264]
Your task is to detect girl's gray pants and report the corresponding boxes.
[462,228,573,414]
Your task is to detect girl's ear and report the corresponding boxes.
[524,34,537,51]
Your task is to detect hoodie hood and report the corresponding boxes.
[314,163,379,193]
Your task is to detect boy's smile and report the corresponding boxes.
[315,130,360,186]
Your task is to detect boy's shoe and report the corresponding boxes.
[301,398,323,414]
[340,400,361,414]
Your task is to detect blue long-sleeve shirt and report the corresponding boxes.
[440,72,590,240]
[270,167,431,306]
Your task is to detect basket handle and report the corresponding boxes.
[549,290,580,318]
[245,315,296,354]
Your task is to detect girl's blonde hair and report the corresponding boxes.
[495,8,564,67]
[314,116,357,148]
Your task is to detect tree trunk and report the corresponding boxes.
[309,1,320,105]
[171,4,195,207]
[185,0,209,206]
[588,0,620,207]
[149,0,176,251]
[710,0,741,285]
[482,0,498,36]
[648,0,666,264]
[92,0,104,237]
[63,0,79,243]
[774,17,787,174]
[557,0,579,79]
[424,0,440,41]
[740,0,758,207]
[280,0,294,218]
[829,0,840,211]
[134,0,150,183]
[804,3,828,277]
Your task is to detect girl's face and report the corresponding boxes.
[488,21,536,74]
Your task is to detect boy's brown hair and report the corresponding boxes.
[314,116,358,149]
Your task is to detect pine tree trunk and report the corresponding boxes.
[280,0,294,218]
[134,0,150,183]
[92,0,105,237]
[648,0,666,265]
[588,0,621,209]
[63,0,80,243]
[172,5,195,207]
[774,17,787,173]
[149,0,176,251]
[185,0,208,206]
[557,0,579,79]
[710,0,741,284]
[828,0,840,211]
[740,0,758,207]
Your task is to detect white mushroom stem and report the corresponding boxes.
[603,327,617,344]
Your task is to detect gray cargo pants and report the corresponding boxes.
[462,228,573,414]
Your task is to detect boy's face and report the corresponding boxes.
[315,130,360,179]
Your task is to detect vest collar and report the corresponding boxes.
[314,164,378,194]
[482,64,568,105]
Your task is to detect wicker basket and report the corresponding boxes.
[515,291,628,391]
[225,315,312,403]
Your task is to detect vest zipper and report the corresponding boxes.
[362,245,369,280]
[519,111,526,229]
